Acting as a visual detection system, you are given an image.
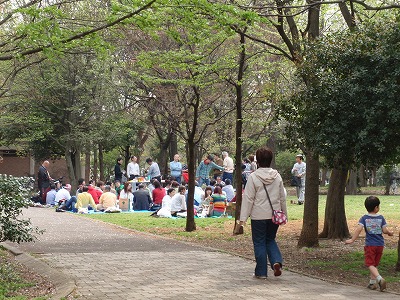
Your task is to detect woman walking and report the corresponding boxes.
[239,147,287,279]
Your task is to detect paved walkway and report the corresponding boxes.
[4,207,399,299]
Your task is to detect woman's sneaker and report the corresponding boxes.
[367,283,378,290]
[273,263,282,277]
[253,274,267,279]
[378,278,387,291]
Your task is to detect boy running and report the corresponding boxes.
[345,196,393,291]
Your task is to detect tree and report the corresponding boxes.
[0,52,124,191]
[290,18,400,239]
[0,0,158,94]
[0,175,42,243]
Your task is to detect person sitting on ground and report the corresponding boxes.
[157,188,176,218]
[164,179,172,191]
[96,180,105,193]
[106,181,117,195]
[75,186,97,212]
[222,179,235,202]
[119,182,134,211]
[215,176,225,187]
[170,185,187,217]
[171,180,180,191]
[45,183,57,206]
[76,178,85,197]
[114,180,124,197]
[87,180,100,204]
[202,186,213,204]
[209,186,227,217]
[152,180,166,207]
[97,185,118,211]
[133,184,152,211]
[193,183,205,208]
[55,184,76,210]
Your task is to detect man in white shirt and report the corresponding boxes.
[127,155,140,180]
[291,154,306,205]
[222,151,234,182]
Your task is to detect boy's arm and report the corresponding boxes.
[345,224,364,244]
[382,226,394,236]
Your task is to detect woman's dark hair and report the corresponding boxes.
[256,147,273,168]
[123,182,131,193]
[365,196,380,212]
[224,179,231,185]
[153,180,161,189]
[167,188,175,195]
[214,186,222,194]
[117,157,123,163]
[205,186,212,195]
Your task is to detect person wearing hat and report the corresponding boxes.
[195,155,224,187]
[291,154,306,205]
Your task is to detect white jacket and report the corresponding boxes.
[240,167,287,222]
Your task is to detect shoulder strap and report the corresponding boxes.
[262,183,274,211]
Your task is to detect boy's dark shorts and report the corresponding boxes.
[364,246,384,267]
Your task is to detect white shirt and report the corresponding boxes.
[55,188,71,203]
[223,156,234,173]
[127,162,140,177]
[170,193,186,212]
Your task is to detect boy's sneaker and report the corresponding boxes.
[367,283,378,290]
[378,278,387,291]
[273,263,282,277]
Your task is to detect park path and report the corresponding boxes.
[4,207,399,299]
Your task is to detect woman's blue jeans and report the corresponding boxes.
[251,219,283,277]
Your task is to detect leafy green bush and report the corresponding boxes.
[0,175,43,243]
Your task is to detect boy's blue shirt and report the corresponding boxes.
[358,214,387,246]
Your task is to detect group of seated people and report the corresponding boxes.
[156,176,236,218]
[45,175,235,218]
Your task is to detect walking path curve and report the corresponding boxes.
[3,207,399,299]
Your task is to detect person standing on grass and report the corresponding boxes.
[345,196,393,292]
[291,154,306,205]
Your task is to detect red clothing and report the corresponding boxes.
[152,187,166,205]
[87,186,99,204]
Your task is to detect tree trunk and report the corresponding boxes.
[396,232,400,271]
[346,168,357,195]
[185,139,196,232]
[169,132,178,162]
[266,132,276,169]
[319,167,350,239]
[233,30,245,232]
[98,144,104,181]
[85,150,90,183]
[65,150,77,192]
[93,147,98,182]
[298,151,320,247]
[358,165,366,187]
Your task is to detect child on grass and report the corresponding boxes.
[345,196,393,292]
